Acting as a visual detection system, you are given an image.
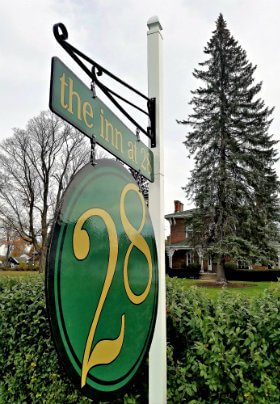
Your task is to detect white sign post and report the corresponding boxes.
[147,16,167,404]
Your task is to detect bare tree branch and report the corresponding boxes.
[0,111,90,272]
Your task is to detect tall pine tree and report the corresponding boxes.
[179,14,280,282]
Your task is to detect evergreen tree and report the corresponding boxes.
[179,14,280,282]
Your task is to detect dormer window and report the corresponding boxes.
[185,225,193,238]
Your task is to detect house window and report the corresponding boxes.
[185,225,193,239]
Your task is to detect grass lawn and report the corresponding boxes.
[177,277,279,299]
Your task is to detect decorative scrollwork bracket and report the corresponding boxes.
[53,23,156,147]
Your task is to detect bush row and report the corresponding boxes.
[167,277,280,403]
[166,262,280,282]
[224,264,280,282]
[0,276,140,403]
[0,264,39,271]
[1,276,280,403]
[167,263,201,279]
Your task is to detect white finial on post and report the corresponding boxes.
[147,16,163,32]
[147,16,166,404]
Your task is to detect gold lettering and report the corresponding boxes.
[127,141,137,162]
[114,128,123,152]
[83,102,93,128]
[120,183,152,304]
[141,148,152,174]
[134,141,138,163]
[146,154,152,174]
[68,78,82,120]
[59,73,68,109]
[100,109,105,138]
[73,183,153,388]
[73,208,124,388]
[105,119,113,143]
[100,111,124,152]
[128,141,134,160]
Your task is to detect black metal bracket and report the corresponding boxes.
[53,23,156,147]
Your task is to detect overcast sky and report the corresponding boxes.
[1,0,280,235]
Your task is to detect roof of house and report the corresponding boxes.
[166,240,194,250]
[8,257,19,264]
[165,208,196,220]
[18,254,30,261]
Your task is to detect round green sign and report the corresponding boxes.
[46,159,158,397]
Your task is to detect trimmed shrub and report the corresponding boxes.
[225,265,280,282]
[2,264,39,272]
[0,276,142,403]
[166,267,185,278]
[0,277,91,403]
[184,263,201,279]
[2,275,280,403]
[167,264,201,279]
[224,262,238,272]
[166,276,280,403]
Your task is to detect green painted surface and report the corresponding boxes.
[49,57,154,182]
[46,160,158,395]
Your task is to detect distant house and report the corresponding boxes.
[165,200,280,271]
[27,251,40,268]
[165,200,213,273]
[18,254,30,263]
[8,257,19,268]
[0,238,33,267]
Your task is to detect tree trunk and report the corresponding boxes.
[39,244,47,273]
[216,255,227,283]
[5,244,11,267]
[39,231,51,273]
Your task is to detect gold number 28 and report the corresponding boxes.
[72,183,153,387]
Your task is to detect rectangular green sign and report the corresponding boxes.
[49,57,154,182]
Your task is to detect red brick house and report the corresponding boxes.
[165,200,213,272]
[165,200,280,272]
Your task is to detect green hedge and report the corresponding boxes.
[1,276,280,403]
[0,276,141,403]
[167,277,280,403]
[0,264,39,271]
[224,265,280,282]
[167,263,201,279]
